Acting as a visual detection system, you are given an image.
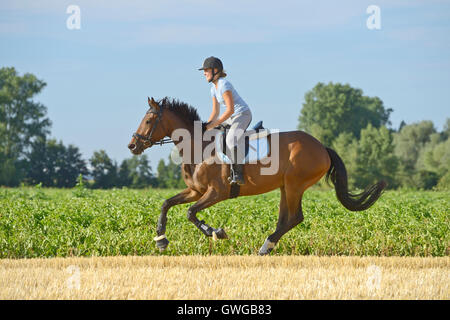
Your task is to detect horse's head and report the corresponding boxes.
[128,97,168,155]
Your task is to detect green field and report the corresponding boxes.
[0,187,448,258]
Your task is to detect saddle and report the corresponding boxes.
[214,121,270,164]
[213,121,270,199]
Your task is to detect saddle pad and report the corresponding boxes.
[215,129,271,164]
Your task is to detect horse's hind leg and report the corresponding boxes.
[186,187,228,240]
[155,188,200,251]
[259,183,305,255]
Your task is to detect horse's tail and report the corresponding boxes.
[325,147,386,211]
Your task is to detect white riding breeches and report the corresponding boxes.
[222,109,252,164]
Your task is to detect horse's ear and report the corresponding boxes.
[148,96,159,111]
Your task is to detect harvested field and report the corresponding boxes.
[1,255,448,299]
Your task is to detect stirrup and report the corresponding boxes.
[227,172,236,184]
[228,176,244,185]
[228,166,244,185]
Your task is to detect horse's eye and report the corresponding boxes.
[146,120,150,124]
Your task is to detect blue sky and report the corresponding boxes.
[1,0,449,168]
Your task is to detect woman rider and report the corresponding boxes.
[199,56,252,185]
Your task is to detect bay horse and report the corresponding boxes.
[128,97,386,255]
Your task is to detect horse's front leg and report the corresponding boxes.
[187,187,228,240]
[155,188,200,251]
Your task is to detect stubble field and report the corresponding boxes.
[1,255,448,299]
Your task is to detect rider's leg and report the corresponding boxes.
[225,110,252,185]
[229,144,245,185]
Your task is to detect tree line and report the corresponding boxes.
[0,67,183,189]
[298,82,449,190]
[1,68,448,189]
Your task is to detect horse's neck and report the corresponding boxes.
[165,113,212,164]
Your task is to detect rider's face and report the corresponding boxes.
[203,68,218,82]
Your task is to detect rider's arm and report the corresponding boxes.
[207,96,220,123]
[207,91,234,129]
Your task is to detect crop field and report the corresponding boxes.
[0,187,448,258]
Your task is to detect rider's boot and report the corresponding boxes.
[228,146,245,185]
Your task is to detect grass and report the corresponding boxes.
[1,255,448,299]
[0,187,448,258]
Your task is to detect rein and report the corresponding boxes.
[132,108,174,147]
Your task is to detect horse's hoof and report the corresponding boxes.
[212,228,228,241]
[156,238,169,252]
[258,247,273,256]
[258,238,275,255]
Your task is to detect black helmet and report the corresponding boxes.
[198,56,223,82]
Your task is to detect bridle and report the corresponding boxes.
[132,107,173,147]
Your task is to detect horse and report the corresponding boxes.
[128,97,386,255]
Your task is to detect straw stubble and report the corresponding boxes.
[1,255,448,299]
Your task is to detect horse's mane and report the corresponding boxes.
[158,97,200,122]
[157,97,209,129]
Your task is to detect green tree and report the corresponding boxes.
[156,156,185,188]
[355,125,398,189]
[59,144,88,187]
[416,128,450,189]
[118,155,156,188]
[393,121,437,188]
[331,132,358,188]
[332,125,398,189]
[298,82,392,146]
[441,118,450,140]
[436,171,450,190]
[25,138,88,187]
[393,121,436,168]
[0,67,51,185]
[90,150,118,189]
[117,160,132,187]
[156,159,168,188]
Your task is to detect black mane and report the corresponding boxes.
[157,97,201,122]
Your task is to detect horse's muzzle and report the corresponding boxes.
[128,142,143,155]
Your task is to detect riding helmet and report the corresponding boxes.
[198,56,223,72]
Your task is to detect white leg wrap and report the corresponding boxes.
[260,238,275,253]
[154,234,166,241]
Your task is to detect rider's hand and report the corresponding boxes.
[206,122,217,130]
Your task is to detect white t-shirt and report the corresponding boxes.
[210,78,250,116]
